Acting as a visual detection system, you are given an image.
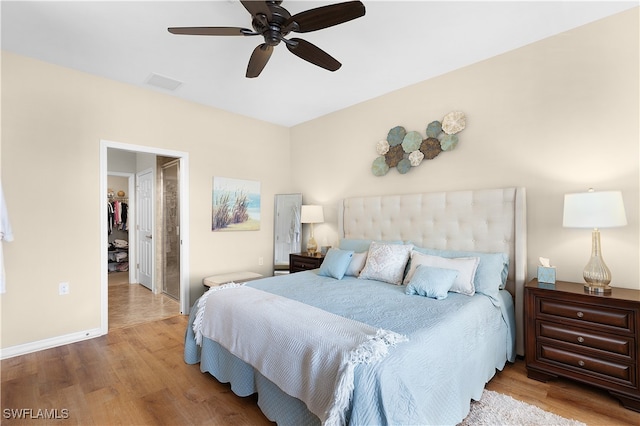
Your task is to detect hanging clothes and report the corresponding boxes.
[1,182,14,294]
[114,200,121,226]
[120,202,128,230]
[107,201,114,235]
[107,200,128,234]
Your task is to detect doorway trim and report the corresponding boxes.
[100,139,190,334]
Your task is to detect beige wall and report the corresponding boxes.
[1,8,638,353]
[1,51,291,349]
[290,8,639,288]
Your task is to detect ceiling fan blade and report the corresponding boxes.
[168,27,253,36]
[286,1,365,33]
[240,1,272,20]
[246,44,274,78]
[286,38,341,72]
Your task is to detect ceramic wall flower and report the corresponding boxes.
[397,158,412,174]
[421,138,442,159]
[409,150,424,166]
[376,140,390,155]
[385,145,404,167]
[426,121,442,138]
[402,131,422,153]
[440,134,459,151]
[387,126,406,146]
[441,111,466,134]
[371,156,390,176]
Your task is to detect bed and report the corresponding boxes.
[185,187,527,425]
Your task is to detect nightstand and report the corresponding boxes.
[289,252,325,273]
[525,278,640,412]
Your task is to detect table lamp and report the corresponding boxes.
[301,205,324,255]
[563,189,627,294]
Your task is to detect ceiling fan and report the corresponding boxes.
[168,0,366,78]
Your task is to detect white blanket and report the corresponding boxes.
[193,283,407,425]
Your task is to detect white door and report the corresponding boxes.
[137,169,153,290]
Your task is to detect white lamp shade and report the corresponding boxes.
[563,191,627,228]
[301,205,324,224]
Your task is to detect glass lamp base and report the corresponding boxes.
[584,284,612,295]
[583,229,612,295]
[306,236,318,255]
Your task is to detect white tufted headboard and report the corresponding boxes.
[338,187,527,356]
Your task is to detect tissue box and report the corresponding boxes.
[537,266,556,284]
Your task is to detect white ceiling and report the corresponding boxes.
[1,1,637,127]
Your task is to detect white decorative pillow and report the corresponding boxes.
[345,251,368,277]
[358,242,413,285]
[403,251,479,296]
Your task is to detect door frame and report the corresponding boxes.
[100,139,190,334]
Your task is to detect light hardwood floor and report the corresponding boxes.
[2,292,639,425]
[108,271,180,330]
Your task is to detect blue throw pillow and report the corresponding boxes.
[405,265,458,300]
[318,248,354,280]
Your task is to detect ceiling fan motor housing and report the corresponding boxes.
[252,3,292,46]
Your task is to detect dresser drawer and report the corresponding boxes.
[289,253,325,273]
[291,258,319,269]
[538,322,633,358]
[538,298,634,333]
[539,344,636,387]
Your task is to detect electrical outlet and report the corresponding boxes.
[258,257,264,266]
[59,282,70,295]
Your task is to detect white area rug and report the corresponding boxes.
[460,390,586,426]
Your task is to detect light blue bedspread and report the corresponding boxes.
[185,271,516,425]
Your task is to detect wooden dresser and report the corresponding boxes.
[525,279,640,412]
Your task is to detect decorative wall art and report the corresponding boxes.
[372,111,466,176]
[212,177,261,231]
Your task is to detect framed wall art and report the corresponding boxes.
[212,177,261,231]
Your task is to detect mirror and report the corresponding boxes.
[273,193,302,272]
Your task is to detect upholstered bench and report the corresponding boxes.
[202,271,263,289]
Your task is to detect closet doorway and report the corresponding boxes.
[100,140,190,334]
[107,172,135,286]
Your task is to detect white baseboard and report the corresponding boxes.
[0,328,104,360]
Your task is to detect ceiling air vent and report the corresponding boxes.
[145,73,183,91]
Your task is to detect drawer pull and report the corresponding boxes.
[577,336,585,343]
[578,360,585,367]
[576,311,584,318]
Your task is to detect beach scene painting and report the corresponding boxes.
[212,177,261,231]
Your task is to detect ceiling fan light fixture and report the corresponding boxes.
[145,72,183,91]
